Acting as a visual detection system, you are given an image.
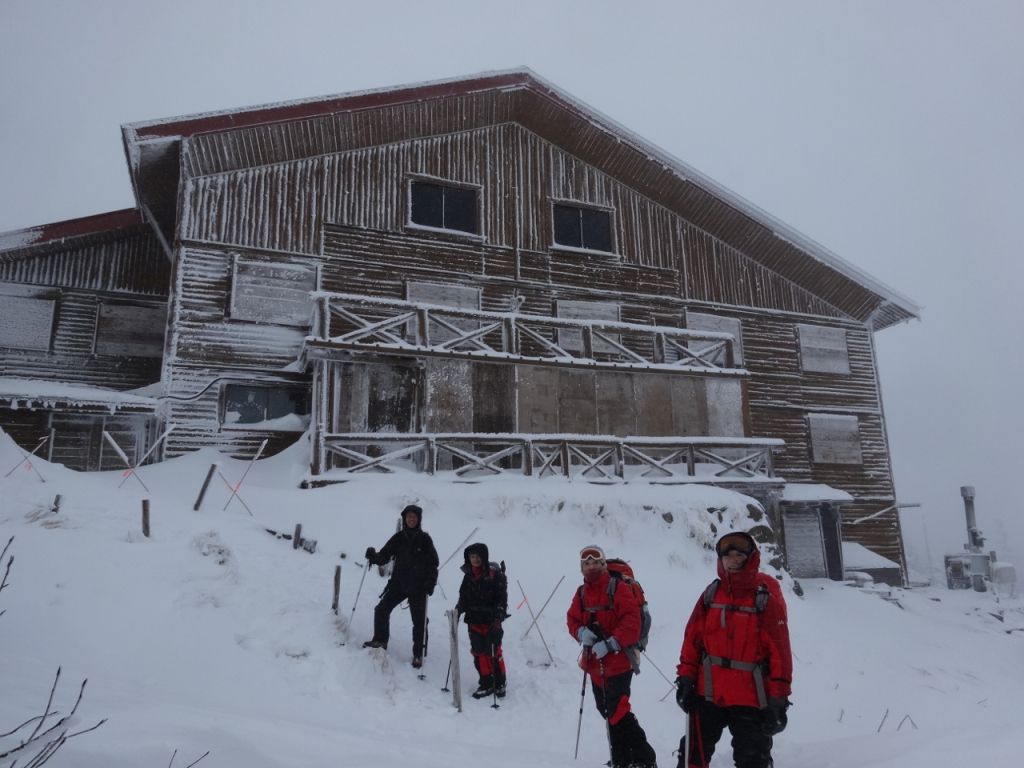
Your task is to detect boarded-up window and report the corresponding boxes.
[556,299,620,355]
[95,303,165,357]
[222,383,311,431]
[687,312,744,366]
[230,257,317,326]
[0,295,55,351]
[407,281,481,344]
[808,413,862,464]
[798,324,850,374]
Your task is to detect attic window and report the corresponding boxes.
[409,180,479,235]
[552,203,614,253]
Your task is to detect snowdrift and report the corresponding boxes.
[1,431,1021,767]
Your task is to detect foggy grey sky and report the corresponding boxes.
[2,0,1021,577]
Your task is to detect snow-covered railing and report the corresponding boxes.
[308,292,743,373]
[316,433,783,483]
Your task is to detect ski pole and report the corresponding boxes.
[442,659,452,692]
[573,665,588,759]
[490,642,500,710]
[694,707,707,768]
[683,706,691,768]
[350,562,370,621]
[598,656,613,766]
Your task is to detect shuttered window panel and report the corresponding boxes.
[230,256,318,327]
[808,413,862,464]
[0,295,55,351]
[798,324,850,374]
[95,303,165,358]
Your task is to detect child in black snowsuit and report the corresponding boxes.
[455,542,508,699]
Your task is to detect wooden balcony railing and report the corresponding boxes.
[314,433,782,483]
[308,292,743,373]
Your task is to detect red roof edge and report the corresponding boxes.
[0,208,144,253]
[130,71,535,141]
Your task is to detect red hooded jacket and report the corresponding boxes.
[567,569,639,679]
[676,542,792,708]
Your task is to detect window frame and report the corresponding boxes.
[550,199,617,256]
[220,381,312,432]
[405,175,484,240]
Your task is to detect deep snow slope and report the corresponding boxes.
[0,432,1021,767]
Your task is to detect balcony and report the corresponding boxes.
[305,292,745,375]
[308,432,783,487]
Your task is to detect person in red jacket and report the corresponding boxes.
[568,545,657,768]
[674,531,792,768]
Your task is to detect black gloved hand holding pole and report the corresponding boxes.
[675,676,698,713]
[762,697,791,735]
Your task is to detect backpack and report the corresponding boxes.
[702,578,769,615]
[576,557,651,672]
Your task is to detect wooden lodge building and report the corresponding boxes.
[0,69,919,584]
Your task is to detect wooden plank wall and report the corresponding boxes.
[170,119,904,567]
[0,229,167,390]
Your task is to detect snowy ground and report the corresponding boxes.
[1,431,1021,767]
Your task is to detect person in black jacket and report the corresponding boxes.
[455,542,508,699]
[362,504,439,668]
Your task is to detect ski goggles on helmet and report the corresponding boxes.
[580,545,606,564]
[716,533,755,558]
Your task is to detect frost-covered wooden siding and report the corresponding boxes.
[161,89,905,572]
[0,226,168,389]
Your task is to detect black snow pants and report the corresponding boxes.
[678,700,773,768]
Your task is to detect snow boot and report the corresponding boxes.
[411,656,423,668]
[362,639,387,649]
[472,675,495,699]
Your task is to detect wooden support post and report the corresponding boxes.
[560,442,571,477]
[581,327,594,360]
[522,440,534,476]
[416,307,430,346]
[502,317,517,354]
[332,565,341,614]
[193,463,219,511]
[142,499,150,538]
[653,332,667,364]
[293,524,303,550]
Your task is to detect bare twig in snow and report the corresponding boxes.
[876,708,889,733]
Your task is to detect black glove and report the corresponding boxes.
[486,621,503,646]
[675,677,698,713]
[762,697,790,735]
[364,546,376,563]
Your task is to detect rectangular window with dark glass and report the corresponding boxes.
[410,181,479,234]
[552,203,613,252]
[222,384,311,431]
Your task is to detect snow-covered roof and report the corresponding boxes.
[842,541,901,570]
[781,483,854,503]
[121,68,920,329]
[0,208,143,259]
[0,377,159,413]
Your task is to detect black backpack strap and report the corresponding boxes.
[702,579,720,610]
